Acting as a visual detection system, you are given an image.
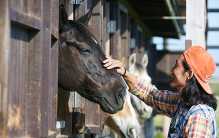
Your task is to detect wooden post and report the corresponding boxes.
[0,0,10,137]
[102,0,110,56]
[186,0,207,49]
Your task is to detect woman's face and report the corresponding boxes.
[170,56,188,91]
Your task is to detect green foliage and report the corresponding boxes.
[155,131,165,138]
[215,97,219,136]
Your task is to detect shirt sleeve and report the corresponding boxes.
[184,114,211,138]
[129,79,180,117]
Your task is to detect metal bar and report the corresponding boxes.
[207,46,219,49]
[143,16,186,20]
[165,0,181,38]
[208,9,219,12]
[208,27,219,31]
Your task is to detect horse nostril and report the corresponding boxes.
[116,88,125,101]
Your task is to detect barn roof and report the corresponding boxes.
[126,0,186,38]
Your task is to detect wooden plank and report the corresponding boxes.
[110,1,121,59]
[25,32,42,137]
[48,0,59,136]
[0,0,10,137]
[40,0,51,136]
[10,0,41,18]
[84,99,101,134]
[102,0,110,56]
[10,8,41,31]
[26,0,41,18]
[48,42,58,136]
[2,0,59,137]
[119,9,129,65]
[57,88,72,136]
[8,24,28,137]
[9,7,43,137]
[51,0,59,39]
[9,8,43,138]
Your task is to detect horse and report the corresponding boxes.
[58,5,127,114]
[128,53,155,138]
[59,5,153,137]
[101,53,153,138]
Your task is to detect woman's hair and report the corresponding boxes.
[181,61,217,110]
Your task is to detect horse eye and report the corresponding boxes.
[79,48,91,54]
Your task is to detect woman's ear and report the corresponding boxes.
[185,70,194,80]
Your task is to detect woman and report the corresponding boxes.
[103,46,217,138]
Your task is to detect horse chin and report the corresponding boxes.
[99,88,126,114]
[99,98,124,114]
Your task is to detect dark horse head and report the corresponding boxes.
[58,5,126,113]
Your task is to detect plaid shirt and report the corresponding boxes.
[130,80,217,138]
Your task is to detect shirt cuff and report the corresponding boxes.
[130,79,154,98]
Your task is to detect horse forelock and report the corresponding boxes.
[60,21,106,58]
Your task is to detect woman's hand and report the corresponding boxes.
[102,56,126,75]
[103,56,138,90]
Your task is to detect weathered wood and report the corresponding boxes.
[110,1,121,59]
[102,0,110,56]
[51,0,59,39]
[40,0,51,136]
[119,8,129,65]
[0,0,10,137]
[48,32,59,137]
[10,8,41,31]
[1,0,59,137]
[58,0,111,135]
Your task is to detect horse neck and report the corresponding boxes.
[110,90,140,132]
[112,92,136,118]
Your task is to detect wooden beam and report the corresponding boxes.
[117,0,151,37]
[165,0,182,38]
[10,8,41,31]
[0,0,10,137]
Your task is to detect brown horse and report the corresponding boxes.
[58,6,126,114]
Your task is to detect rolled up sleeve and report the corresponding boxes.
[129,79,181,117]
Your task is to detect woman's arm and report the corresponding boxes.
[103,57,180,117]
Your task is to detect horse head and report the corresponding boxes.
[58,5,126,114]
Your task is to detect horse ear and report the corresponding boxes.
[141,54,148,68]
[77,9,93,25]
[59,4,68,30]
[129,53,136,67]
